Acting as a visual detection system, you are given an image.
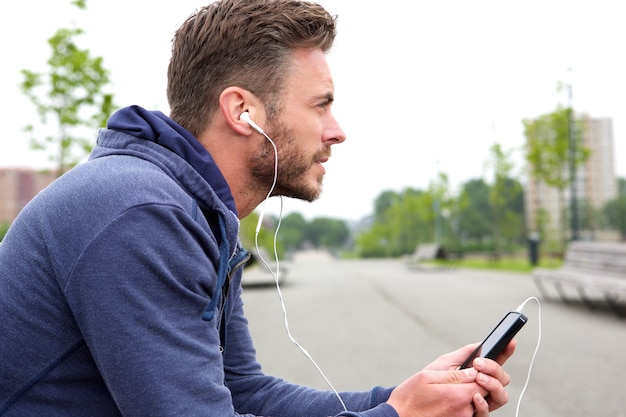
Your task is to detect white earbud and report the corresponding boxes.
[239,111,265,135]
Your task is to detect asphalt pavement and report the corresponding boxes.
[241,250,626,417]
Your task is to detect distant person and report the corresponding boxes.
[0,0,515,415]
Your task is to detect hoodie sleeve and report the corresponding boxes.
[337,403,399,417]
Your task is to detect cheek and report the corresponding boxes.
[271,121,321,165]
[277,127,308,157]
[275,141,312,178]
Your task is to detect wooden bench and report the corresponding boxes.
[405,243,458,271]
[533,241,626,317]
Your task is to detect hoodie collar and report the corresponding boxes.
[106,105,237,215]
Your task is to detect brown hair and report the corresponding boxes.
[167,0,337,137]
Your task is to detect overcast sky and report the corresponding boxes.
[1,0,624,221]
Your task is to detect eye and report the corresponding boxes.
[319,96,334,110]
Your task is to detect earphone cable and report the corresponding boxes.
[514,296,542,417]
[252,131,348,412]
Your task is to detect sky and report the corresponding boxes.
[1,0,624,222]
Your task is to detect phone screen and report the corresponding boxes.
[459,311,527,369]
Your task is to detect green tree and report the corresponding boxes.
[499,177,525,244]
[457,179,492,244]
[355,188,435,258]
[277,212,308,251]
[603,192,626,241]
[241,212,350,256]
[523,106,589,246]
[355,222,390,258]
[428,171,454,246]
[486,143,524,254]
[618,178,626,196]
[20,1,115,176]
[577,199,602,232]
[372,190,396,223]
[388,188,434,255]
[0,222,10,242]
[356,190,403,257]
[240,212,281,256]
[307,217,350,249]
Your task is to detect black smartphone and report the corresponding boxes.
[459,311,528,369]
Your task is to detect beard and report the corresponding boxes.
[250,122,329,202]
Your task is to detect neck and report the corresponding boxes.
[197,130,268,220]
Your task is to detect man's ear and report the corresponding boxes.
[219,87,264,135]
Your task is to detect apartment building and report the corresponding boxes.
[525,115,618,241]
[0,168,56,224]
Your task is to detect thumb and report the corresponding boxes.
[447,367,478,384]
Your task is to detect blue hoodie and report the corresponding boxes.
[0,106,396,417]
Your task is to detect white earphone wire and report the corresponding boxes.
[514,296,542,417]
[251,128,347,412]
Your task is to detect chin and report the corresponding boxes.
[278,172,324,202]
[306,175,324,201]
[298,188,322,203]
[289,182,322,202]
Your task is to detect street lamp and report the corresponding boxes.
[567,68,580,241]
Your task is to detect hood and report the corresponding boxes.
[102,105,241,322]
[106,105,236,215]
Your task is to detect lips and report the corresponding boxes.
[316,149,331,164]
[315,156,329,175]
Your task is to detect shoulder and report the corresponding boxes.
[56,155,191,213]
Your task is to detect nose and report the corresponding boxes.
[322,113,346,145]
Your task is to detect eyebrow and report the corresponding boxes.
[302,92,334,106]
[319,93,334,103]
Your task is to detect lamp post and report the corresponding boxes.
[567,69,580,241]
[433,199,441,244]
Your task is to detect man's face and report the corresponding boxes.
[250,48,346,202]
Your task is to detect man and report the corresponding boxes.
[0,0,514,416]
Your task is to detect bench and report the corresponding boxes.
[242,247,288,287]
[405,243,458,271]
[533,241,626,317]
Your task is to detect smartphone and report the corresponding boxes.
[459,311,528,369]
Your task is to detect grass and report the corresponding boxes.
[454,255,562,272]
[341,249,564,273]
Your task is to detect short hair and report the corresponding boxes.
[167,0,337,137]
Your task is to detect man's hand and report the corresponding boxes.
[386,341,516,417]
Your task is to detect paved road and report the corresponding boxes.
[241,250,626,417]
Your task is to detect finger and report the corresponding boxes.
[473,357,511,387]
[420,368,479,385]
[473,357,511,411]
[473,392,490,417]
[454,367,480,384]
[424,343,481,371]
[480,372,509,407]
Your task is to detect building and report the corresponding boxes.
[525,115,618,242]
[0,168,56,224]
[581,115,618,209]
